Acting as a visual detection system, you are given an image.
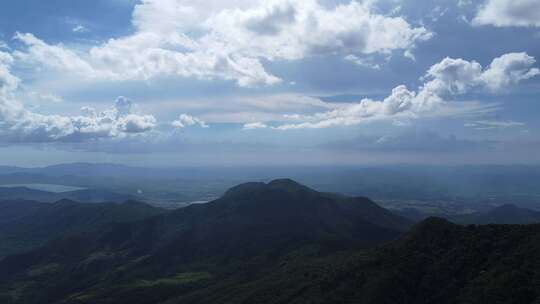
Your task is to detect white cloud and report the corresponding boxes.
[473,0,540,27]
[274,53,539,129]
[0,58,156,143]
[422,52,539,94]
[0,51,19,96]
[274,85,420,130]
[11,0,432,87]
[72,25,89,33]
[243,122,269,130]
[13,33,97,77]
[26,92,64,103]
[118,114,157,133]
[172,114,209,128]
[481,52,540,90]
[2,97,157,143]
[344,54,381,70]
[205,0,432,59]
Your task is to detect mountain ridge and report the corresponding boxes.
[0,179,411,304]
[0,199,165,257]
[450,204,540,225]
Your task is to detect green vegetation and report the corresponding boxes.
[1,179,540,303]
[27,263,60,277]
[0,200,165,257]
[134,272,213,287]
[0,180,409,304]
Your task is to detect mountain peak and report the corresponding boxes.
[215,178,410,234]
[268,178,302,187]
[222,182,266,198]
[222,179,312,199]
[267,178,313,192]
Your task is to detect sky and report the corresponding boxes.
[0,0,539,167]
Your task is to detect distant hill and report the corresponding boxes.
[0,186,137,204]
[0,166,30,175]
[3,163,540,211]
[450,204,540,225]
[0,199,165,257]
[0,179,411,304]
[0,165,231,204]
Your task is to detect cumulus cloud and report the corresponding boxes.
[205,0,432,59]
[274,53,538,129]
[481,53,540,90]
[243,122,269,130]
[172,114,209,128]
[473,0,540,27]
[1,99,156,143]
[117,114,157,134]
[0,58,156,143]
[11,0,432,87]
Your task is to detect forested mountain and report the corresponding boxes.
[0,179,410,304]
[450,204,540,225]
[169,218,540,304]
[0,199,164,257]
[1,180,539,304]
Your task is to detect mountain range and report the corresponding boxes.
[0,179,410,304]
[1,179,539,304]
[0,186,136,204]
[449,204,540,225]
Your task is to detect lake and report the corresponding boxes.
[0,184,86,193]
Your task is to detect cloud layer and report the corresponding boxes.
[12,0,432,87]
[266,52,539,129]
[473,0,540,27]
[0,55,156,143]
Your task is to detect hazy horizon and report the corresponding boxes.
[4,161,540,170]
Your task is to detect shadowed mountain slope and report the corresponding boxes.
[3,215,539,304]
[0,179,411,304]
[450,204,540,225]
[169,218,540,304]
[0,199,164,257]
